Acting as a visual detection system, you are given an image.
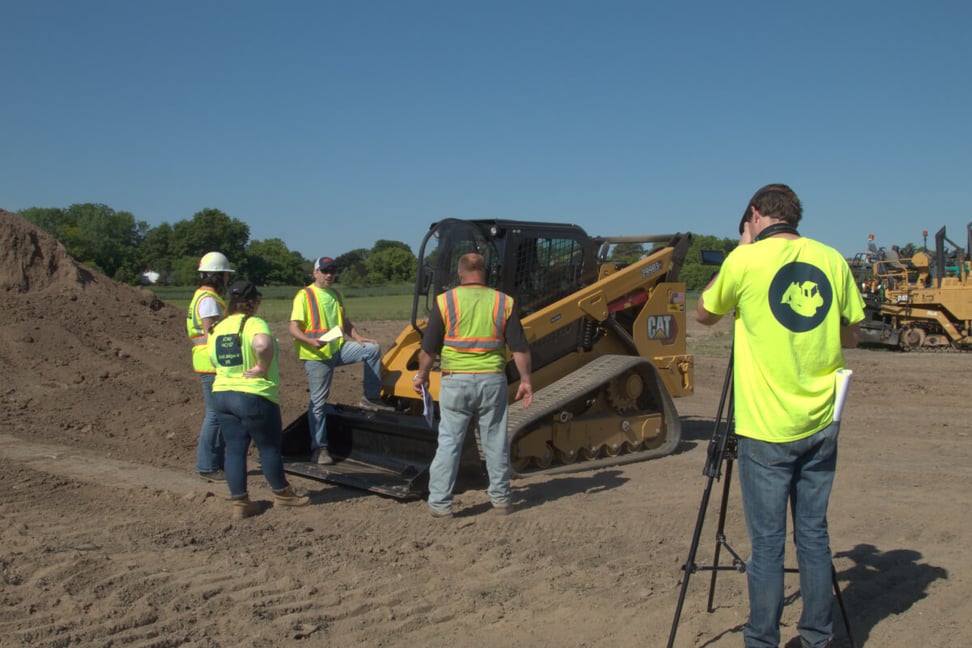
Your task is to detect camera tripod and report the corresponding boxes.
[666,350,856,648]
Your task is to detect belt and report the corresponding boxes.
[440,371,502,376]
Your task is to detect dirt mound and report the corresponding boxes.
[0,210,199,464]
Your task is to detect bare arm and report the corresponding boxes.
[840,322,860,348]
[244,333,275,378]
[412,349,437,394]
[344,318,378,345]
[695,274,723,326]
[200,315,219,338]
[511,350,533,408]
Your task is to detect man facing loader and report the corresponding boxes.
[413,253,533,518]
[696,184,864,648]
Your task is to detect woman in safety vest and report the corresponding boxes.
[208,280,311,519]
[187,251,233,481]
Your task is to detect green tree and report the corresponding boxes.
[21,203,145,281]
[19,207,69,241]
[244,238,306,285]
[364,246,416,285]
[139,223,174,273]
[170,208,250,269]
[607,242,645,263]
[681,233,737,290]
[69,203,144,279]
[334,248,370,286]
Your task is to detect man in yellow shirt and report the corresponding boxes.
[696,184,864,648]
[289,256,387,466]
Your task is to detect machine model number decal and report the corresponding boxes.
[642,261,662,277]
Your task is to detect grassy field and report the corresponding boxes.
[151,284,416,323]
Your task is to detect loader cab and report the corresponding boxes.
[412,219,598,329]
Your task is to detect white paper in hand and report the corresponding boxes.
[834,369,853,422]
[421,385,435,428]
[318,327,344,344]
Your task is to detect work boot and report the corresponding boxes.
[231,496,260,520]
[359,396,394,412]
[492,504,513,516]
[198,469,225,483]
[273,486,310,507]
[311,447,334,465]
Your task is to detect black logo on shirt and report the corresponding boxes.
[214,334,244,367]
[768,262,833,333]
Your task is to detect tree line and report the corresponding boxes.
[18,203,417,287]
[18,202,739,290]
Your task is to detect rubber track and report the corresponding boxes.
[507,354,680,479]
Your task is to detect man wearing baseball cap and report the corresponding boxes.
[289,256,390,465]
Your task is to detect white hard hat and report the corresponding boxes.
[198,251,234,273]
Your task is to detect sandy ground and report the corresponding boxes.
[1,210,969,647]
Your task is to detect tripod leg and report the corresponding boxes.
[667,474,718,648]
[831,562,856,648]
[706,457,736,612]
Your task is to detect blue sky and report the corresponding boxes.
[3,1,970,262]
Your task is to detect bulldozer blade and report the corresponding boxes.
[281,404,487,499]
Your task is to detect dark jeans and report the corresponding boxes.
[737,422,839,648]
[211,390,289,498]
[194,373,225,473]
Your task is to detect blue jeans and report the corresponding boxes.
[428,372,511,512]
[211,390,289,499]
[195,373,225,473]
[737,422,839,648]
[304,341,383,449]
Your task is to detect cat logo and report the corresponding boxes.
[768,261,833,333]
[647,314,676,343]
[780,280,824,317]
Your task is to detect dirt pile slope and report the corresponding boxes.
[0,210,199,464]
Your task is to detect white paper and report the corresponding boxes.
[421,385,435,428]
[833,368,853,422]
[318,327,344,343]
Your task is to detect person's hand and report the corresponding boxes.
[739,220,755,245]
[243,365,267,378]
[515,382,533,408]
[412,373,428,395]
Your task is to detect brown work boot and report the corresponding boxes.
[273,486,310,507]
[311,447,335,465]
[231,496,260,519]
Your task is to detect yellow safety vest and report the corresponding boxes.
[437,286,512,373]
[186,287,226,374]
[208,314,280,404]
[291,285,346,361]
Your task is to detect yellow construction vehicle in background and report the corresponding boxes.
[859,223,972,350]
[282,219,694,498]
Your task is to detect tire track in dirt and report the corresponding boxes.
[0,434,704,647]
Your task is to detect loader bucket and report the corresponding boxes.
[280,404,488,499]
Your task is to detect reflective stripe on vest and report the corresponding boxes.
[303,287,325,334]
[438,287,510,353]
[186,288,225,343]
[301,287,343,337]
[186,288,227,373]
